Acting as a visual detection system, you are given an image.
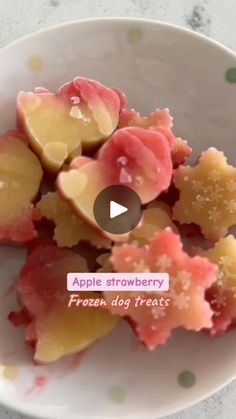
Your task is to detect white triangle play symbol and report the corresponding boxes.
[110,200,128,219]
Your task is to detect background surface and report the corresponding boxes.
[0,0,235,418]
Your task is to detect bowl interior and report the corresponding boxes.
[0,18,236,419]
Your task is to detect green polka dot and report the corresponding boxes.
[178,370,196,388]
[27,55,43,72]
[225,67,236,83]
[127,28,143,45]
[108,385,126,404]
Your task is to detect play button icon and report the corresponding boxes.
[110,201,128,219]
[93,185,142,235]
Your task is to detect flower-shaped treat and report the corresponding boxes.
[129,202,177,245]
[118,108,191,167]
[12,242,118,363]
[173,148,236,241]
[57,127,172,239]
[17,77,125,172]
[118,108,173,129]
[37,192,111,248]
[104,228,217,349]
[198,235,236,336]
[0,131,43,242]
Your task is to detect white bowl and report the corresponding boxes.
[0,18,236,419]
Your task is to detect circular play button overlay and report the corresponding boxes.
[93,185,142,235]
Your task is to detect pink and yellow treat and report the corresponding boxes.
[0,131,42,242]
[57,126,172,240]
[17,77,125,172]
[118,108,192,167]
[118,108,173,130]
[104,228,217,349]
[13,242,118,363]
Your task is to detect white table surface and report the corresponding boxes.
[0,0,236,418]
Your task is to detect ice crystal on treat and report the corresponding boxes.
[198,235,236,336]
[211,293,227,309]
[11,242,118,363]
[156,255,172,271]
[151,307,166,319]
[208,207,221,223]
[172,292,190,310]
[119,167,132,183]
[129,202,177,246]
[132,259,150,273]
[0,131,43,242]
[104,228,217,349]
[117,156,128,166]
[224,200,236,213]
[208,185,223,202]
[173,148,236,240]
[172,271,191,291]
[192,180,205,192]
[191,195,209,211]
[226,179,236,192]
[37,192,111,249]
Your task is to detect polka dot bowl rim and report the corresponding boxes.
[0,17,236,419]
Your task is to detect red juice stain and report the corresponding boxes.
[35,376,47,387]
[26,375,48,397]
